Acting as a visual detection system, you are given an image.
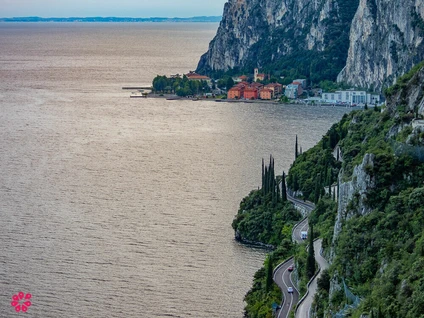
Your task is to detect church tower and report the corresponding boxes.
[254,68,258,82]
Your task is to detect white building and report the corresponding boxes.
[322,90,381,105]
[285,84,298,99]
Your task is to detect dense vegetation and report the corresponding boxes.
[152,75,211,96]
[233,156,301,246]
[232,156,302,317]
[291,64,424,317]
[236,62,424,318]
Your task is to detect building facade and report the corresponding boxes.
[322,90,381,105]
[227,87,243,99]
[244,87,258,99]
[285,84,299,99]
[260,89,273,100]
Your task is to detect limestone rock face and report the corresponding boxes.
[198,0,424,93]
[337,0,424,92]
[196,0,352,74]
[330,154,375,262]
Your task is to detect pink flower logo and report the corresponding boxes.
[11,292,32,312]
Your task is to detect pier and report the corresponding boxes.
[122,86,153,90]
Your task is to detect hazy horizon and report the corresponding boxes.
[0,0,228,18]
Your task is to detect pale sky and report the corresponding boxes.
[0,0,228,18]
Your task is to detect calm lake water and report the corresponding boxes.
[0,23,349,317]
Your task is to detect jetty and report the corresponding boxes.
[122,86,153,90]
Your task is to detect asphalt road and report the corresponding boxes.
[273,195,314,318]
[292,217,308,244]
[273,258,299,318]
[295,239,329,318]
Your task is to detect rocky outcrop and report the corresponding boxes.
[337,0,424,92]
[330,154,375,261]
[197,0,359,79]
[385,63,424,115]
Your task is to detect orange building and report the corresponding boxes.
[260,89,273,100]
[227,87,243,99]
[265,83,283,95]
[243,87,258,100]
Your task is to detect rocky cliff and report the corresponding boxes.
[337,0,424,92]
[197,0,359,82]
[198,0,424,92]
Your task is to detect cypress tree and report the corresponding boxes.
[276,180,281,203]
[265,254,274,292]
[281,172,287,202]
[264,166,269,195]
[295,135,299,159]
[262,158,265,191]
[306,223,316,279]
[314,173,321,204]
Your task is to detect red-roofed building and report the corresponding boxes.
[260,89,273,100]
[250,82,264,90]
[234,75,248,83]
[185,71,211,83]
[265,83,283,95]
[227,87,244,99]
[243,87,258,100]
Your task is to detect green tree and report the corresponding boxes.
[226,77,235,90]
[306,223,316,279]
[265,254,274,292]
[281,172,287,202]
[295,135,299,159]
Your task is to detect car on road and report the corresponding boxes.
[288,265,294,272]
[287,287,294,293]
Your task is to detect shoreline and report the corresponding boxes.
[136,93,361,108]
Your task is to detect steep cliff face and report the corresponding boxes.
[197,0,359,82]
[337,0,424,91]
[330,154,375,262]
[198,0,424,92]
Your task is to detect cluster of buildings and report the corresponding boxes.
[174,69,382,106]
[227,81,283,100]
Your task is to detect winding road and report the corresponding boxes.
[296,239,329,318]
[273,194,319,318]
[273,259,299,318]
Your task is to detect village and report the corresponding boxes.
[146,68,382,107]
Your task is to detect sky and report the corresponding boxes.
[0,0,228,18]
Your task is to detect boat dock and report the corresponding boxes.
[122,86,153,90]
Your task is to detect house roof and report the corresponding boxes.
[185,71,210,80]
